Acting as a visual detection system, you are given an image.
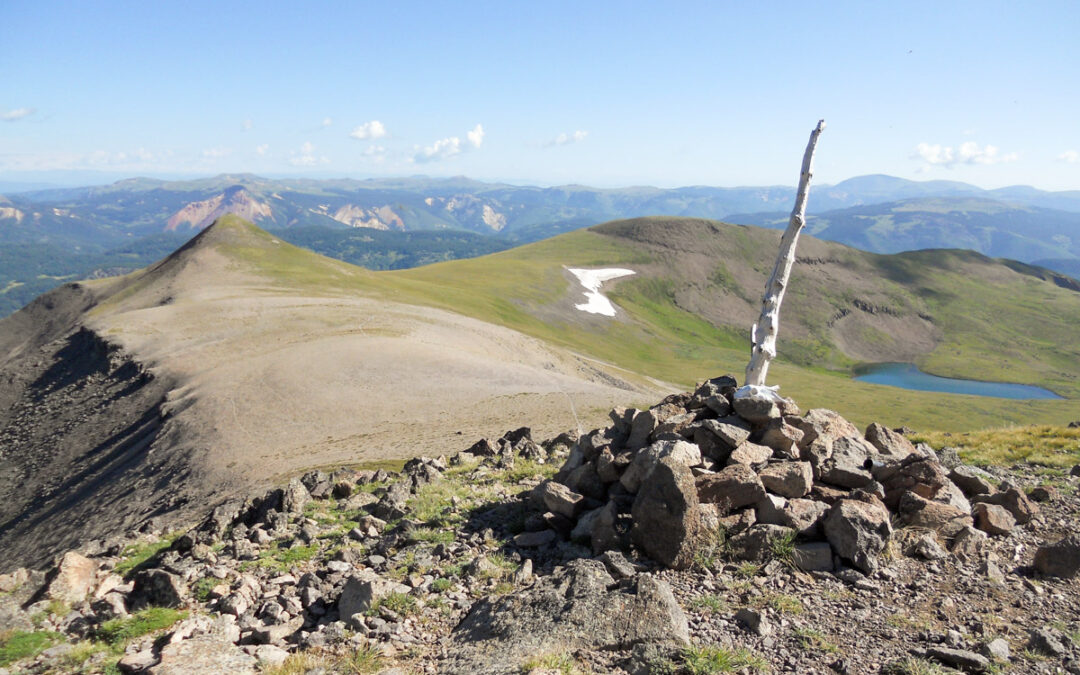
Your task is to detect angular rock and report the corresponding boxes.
[934,480,972,513]
[873,455,949,510]
[150,638,257,674]
[118,650,158,673]
[596,448,621,483]
[514,530,558,548]
[631,455,703,569]
[590,500,629,554]
[537,480,585,519]
[754,418,804,460]
[735,608,773,636]
[758,461,813,498]
[132,569,187,608]
[898,491,972,537]
[754,494,788,526]
[281,477,310,514]
[949,466,995,497]
[446,560,688,674]
[1034,533,1080,578]
[782,498,829,537]
[980,638,1010,661]
[973,487,1038,525]
[44,551,98,604]
[726,441,772,469]
[732,387,783,424]
[925,647,990,673]
[699,417,752,451]
[865,423,917,460]
[1027,627,1069,657]
[626,409,657,450]
[564,462,606,500]
[817,436,875,489]
[823,497,892,574]
[972,502,1016,536]
[338,573,411,621]
[795,409,861,451]
[695,464,766,515]
[792,542,834,572]
[619,442,666,494]
[728,524,795,562]
[949,525,987,562]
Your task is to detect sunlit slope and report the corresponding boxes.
[347,217,1079,432]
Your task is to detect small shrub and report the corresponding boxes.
[369,592,417,617]
[794,627,838,653]
[192,576,221,602]
[689,594,728,614]
[114,533,180,577]
[431,578,453,593]
[0,630,64,667]
[769,530,797,564]
[95,608,188,647]
[882,657,951,675]
[681,645,768,674]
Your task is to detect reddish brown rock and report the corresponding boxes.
[972,502,1016,536]
[695,464,766,515]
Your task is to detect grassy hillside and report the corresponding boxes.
[205,215,1079,433]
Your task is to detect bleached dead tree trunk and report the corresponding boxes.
[742,120,826,392]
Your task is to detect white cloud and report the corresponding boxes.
[2,107,36,122]
[413,124,484,163]
[414,137,462,163]
[289,141,329,167]
[349,120,387,140]
[913,141,1018,168]
[544,130,588,147]
[322,117,333,128]
[466,123,484,148]
[255,144,269,156]
[242,119,253,131]
[1058,150,1079,164]
[362,145,387,162]
[201,147,231,159]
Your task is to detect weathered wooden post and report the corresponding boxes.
[736,120,825,405]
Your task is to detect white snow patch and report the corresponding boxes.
[567,267,635,316]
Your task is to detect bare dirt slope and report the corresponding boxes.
[0,217,667,570]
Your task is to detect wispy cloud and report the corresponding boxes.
[362,145,387,162]
[201,147,232,159]
[242,119,253,131]
[913,141,1018,168]
[289,141,328,167]
[322,117,333,128]
[2,108,36,122]
[413,124,484,163]
[350,120,387,140]
[255,144,269,156]
[466,123,484,148]
[544,130,588,147]
[1058,150,1079,164]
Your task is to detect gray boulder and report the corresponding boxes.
[631,456,703,570]
[1034,534,1080,578]
[695,464,766,515]
[758,461,813,498]
[823,497,892,574]
[446,560,688,675]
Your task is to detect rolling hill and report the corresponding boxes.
[2,213,1078,566]
[730,197,1080,274]
[3,173,1080,320]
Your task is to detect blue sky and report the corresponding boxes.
[2,1,1079,190]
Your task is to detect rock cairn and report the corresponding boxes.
[528,375,1045,575]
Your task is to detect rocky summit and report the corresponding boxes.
[1,377,1079,674]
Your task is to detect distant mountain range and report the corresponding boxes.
[0,173,1078,316]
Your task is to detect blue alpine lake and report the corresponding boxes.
[853,362,1064,400]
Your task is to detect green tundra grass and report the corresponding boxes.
[170,215,1080,434]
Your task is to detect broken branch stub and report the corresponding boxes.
[743,119,826,389]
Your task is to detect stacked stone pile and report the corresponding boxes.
[527,375,1045,575]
